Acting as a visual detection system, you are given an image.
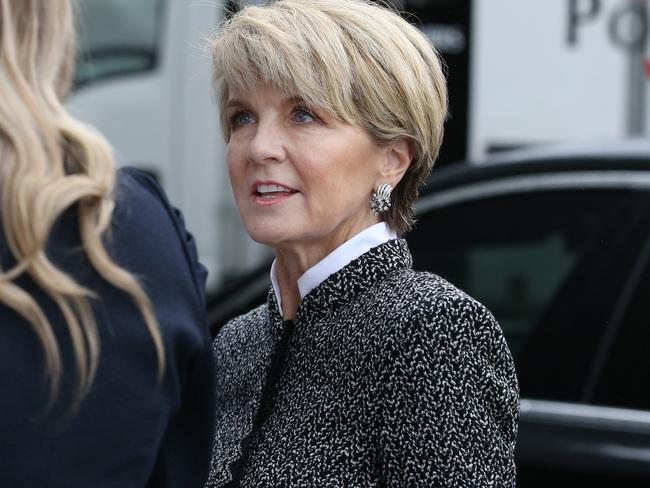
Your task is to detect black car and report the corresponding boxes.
[207,140,650,486]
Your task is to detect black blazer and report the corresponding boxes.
[0,168,215,488]
[208,238,519,487]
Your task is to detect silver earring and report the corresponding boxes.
[371,183,392,215]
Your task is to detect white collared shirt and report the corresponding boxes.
[270,222,397,316]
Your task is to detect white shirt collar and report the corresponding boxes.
[270,222,397,316]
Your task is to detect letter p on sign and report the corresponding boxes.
[568,0,603,44]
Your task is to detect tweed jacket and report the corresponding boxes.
[207,238,519,488]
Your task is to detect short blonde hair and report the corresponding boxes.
[210,0,448,235]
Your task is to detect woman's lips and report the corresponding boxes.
[250,180,299,206]
[251,192,298,206]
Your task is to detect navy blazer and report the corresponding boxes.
[0,168,215,487]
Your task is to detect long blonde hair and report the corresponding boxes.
[0,0,164,405]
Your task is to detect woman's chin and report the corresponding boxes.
[245,224,297,247]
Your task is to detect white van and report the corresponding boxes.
[67,0,267,290]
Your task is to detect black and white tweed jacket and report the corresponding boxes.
[207,239,519,487]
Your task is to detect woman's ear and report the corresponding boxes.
[380,137,414,187]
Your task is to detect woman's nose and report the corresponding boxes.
[246,120,286,165]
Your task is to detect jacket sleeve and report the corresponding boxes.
[118,168,215,487]
[378,294,519,488]
[119,167,209,306]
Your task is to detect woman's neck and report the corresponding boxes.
[272,218,380,320]
[273,252,305,320]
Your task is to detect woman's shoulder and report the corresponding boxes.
[114,167,179,227]
[377,268,506,354]
[112,167,208,304]
[373,268,518,405]
[381,268,486,314]
[213,303,271,352]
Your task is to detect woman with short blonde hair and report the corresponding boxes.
[208,0,518,486]
[0,1,214,486]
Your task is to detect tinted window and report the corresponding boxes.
[408,189,646,401]
[74,0,164,87]
[592,232,650,410]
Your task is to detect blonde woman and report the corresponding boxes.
[207,0,519,486]
[0,1,214,486]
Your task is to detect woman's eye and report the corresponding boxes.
[230,111,254,128]
[293,108,316,124]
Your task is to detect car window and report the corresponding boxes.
[408,189,645,402]
[74,0,164,88]
[591,232,650,410]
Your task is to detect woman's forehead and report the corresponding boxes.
[227,84,315,109]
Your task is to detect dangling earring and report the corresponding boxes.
[371,183,393,215]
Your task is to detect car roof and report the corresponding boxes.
[422,139,650,196]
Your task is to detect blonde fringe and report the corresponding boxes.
[0,0,164,408]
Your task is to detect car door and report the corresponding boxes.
[408,168,650,486]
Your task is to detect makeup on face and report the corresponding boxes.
[226,84,384,253]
